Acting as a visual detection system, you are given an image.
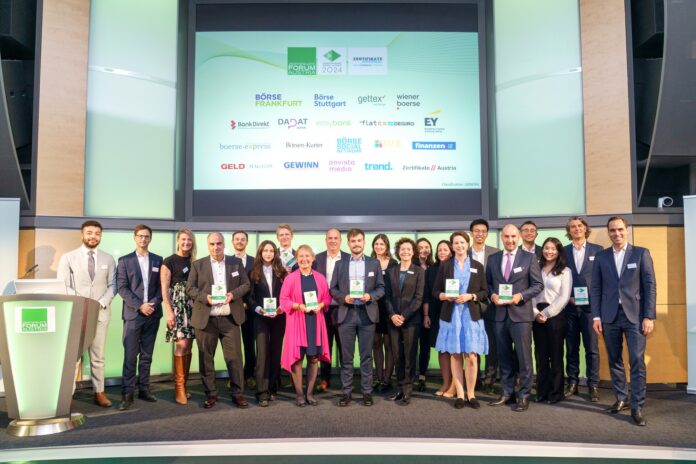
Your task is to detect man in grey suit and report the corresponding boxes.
[57,220,116,408]
[468,218,500,392]
[331,228,385,406]
[592,216,656,426]
[486,224,543,412]
[186,232,250,409]
[313,227,350,391]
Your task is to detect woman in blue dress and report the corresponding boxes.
[433,231,489,409]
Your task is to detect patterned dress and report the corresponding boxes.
[435,258,488,355]
[163,254,195,341]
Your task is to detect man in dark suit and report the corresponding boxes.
[519,220,543,260]
[186,232,251,409]
[563,216,603,401]
[232,230,256,389]
[591,216,656,426]
[486,224,543,412]
[312,227,350,391]
[331,228,385,406]
[116,224,163,410]
[276,223,296,272]
[468,218,501,392]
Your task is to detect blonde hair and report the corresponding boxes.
[176,228,197,260]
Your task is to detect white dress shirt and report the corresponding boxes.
[209,255,231,316]
[533,267,572,318]
[471,246,485,266]
[326,252,342,284]
[522,244,536,254]
[572,241,586,272]
[136,251,149,303]
[613,244,628,305]
[235,253,248,268]
[263,264,273,294]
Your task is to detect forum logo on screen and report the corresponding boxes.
[288,47,385,76]
[288,48,317,75]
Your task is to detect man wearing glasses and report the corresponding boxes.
[116,224,163,410]
[519,221,542,260]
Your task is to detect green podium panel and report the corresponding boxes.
[0,294,100,436]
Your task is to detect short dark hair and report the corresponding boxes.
[520,220,537,230]
[81,220,102,231]
[347,228,365,240]
[394,237,417,258]
[607,216,629,228]
[565,216,591,240]
[134,224,152,236]
[469,218,489,232]
[232,230,248,240]
[449,231,471,245]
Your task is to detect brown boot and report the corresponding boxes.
[173,355,187,404]
[94,391,112,408]
[183,352,192,399]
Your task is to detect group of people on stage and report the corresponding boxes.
[57,216,656,426]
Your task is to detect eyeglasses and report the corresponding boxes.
[520,228,537,233]
[135,235,151,240]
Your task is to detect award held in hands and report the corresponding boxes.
[304,291,320,311]
[263,297,277,314]
[573,287,589,305]
[350,279,364,298]
[445,279,460,298]
[211,284,226,303]
[498,284,513,303]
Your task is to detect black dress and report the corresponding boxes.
[376,259,399,334]
[162,254,194,341]
[301,273,320,357]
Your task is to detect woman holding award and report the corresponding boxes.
[247,240,288,407]
[280,245,332,407]
[161,228,197,405]
[532,237,571,404]
[433,231,489,409]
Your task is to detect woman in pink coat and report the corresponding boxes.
[280,244,332,406]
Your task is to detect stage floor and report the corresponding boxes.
[1,378,695,462]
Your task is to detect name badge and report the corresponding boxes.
[589,256,595,261]
[211,284,226,303]
[498,284,513,302]
[304,291,320,311]
[627,263,637,269]
[183,266,189,274]
[263,297,277,314]
[152,266,159,272]
[407,270,414,275]
[445,279,459,298]
[231,271,240,277]
[513,267,523,274]
[368,271,375,277]
[100,264,108,270]
[350,279,364,298]
[573,287,589,305]
[470,268,478,274]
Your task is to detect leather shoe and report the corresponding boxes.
[631,408,647,426]
[589,386,600,402]
[514,397,529,412]
[389,391,404,401]
[232,394,249,409]
[606,400,629,414]
[203,395,217,409]
[338,394,352,407]
[488,395,510,407]
[138,390,157,402]
[468,397,481,409]
[295,395,307,407]
[94,392,112,408]
[454,398,466,409]
[118,393,134,411]
[306,396,318,406]
[564,383,578,398]
[363,394,374,406]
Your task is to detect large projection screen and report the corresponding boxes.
[186,1,487,223]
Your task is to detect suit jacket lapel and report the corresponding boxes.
[619,245,632,279]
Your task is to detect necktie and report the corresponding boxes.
[503,253,512,281]
[88,251,95,281]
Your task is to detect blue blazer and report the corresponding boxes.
[486,250,543,323]
[116,251,164,321]
[330,255,385,324]
[563,241,604,308]
[590,244,657,325]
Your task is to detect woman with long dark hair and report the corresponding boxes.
[415,237,435,391]
[532,237,571,404]
[371,234,398,392]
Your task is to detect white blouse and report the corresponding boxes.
[532,267,571,319]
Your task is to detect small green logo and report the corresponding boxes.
[323,49,341,62]
[21,307,48,333]
[288,47,317,75]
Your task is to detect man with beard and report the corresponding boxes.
[57,220,117,407]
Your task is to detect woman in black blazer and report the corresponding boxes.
[247,240,288,407]
[384,237,424,405]
[433,231,489,409]
[371,234,398,392]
